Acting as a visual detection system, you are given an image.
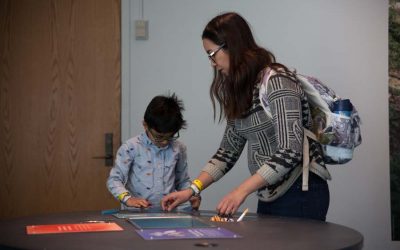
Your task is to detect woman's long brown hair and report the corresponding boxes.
[202,12,288,121]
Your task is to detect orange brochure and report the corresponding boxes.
[26,222,123,235]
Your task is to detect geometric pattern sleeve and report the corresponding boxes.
[201,120,247,181]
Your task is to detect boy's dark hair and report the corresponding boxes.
[144,93,187,133]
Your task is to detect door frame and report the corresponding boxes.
[121,0,132,142]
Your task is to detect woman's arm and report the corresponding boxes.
[161,171,214,211]
[201,121,247,182]
[162,121,248,211]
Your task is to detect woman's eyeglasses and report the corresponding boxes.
[207,43,225,63]
[148,129,179,143]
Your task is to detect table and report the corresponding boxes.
[0,210,363,250]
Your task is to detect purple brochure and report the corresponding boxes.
[136,227,242,240]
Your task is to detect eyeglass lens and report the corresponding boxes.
[208,44,225,62]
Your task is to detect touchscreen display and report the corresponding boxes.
[128,216,213,229]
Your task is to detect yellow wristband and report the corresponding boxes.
[117,192,130,201]
[192,179,203,191]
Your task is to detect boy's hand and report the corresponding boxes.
[190,195,201,210]
[125,197,151,208]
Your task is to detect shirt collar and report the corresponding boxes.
[139,132,170,150]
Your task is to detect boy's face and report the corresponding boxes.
[143,122,179,148]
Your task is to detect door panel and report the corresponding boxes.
[0,0,121,219]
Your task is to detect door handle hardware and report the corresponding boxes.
[92,133,114,166]
[92,154,113,160]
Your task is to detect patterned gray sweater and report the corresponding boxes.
[202,74,331,202]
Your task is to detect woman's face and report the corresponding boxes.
[203,38,229,76]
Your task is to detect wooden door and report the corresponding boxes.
[0,0,121,219]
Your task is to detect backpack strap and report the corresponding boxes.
[259,68,275,117]
[302,128,319,191]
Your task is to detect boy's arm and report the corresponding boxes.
[106,143,134,202]
[174,143,191,191]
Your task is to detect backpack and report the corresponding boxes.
[259,68,362,190]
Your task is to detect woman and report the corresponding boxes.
[162,12,331,221]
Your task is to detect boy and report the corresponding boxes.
[107,93,200,210]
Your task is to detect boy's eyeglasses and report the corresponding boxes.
[207,43,225,63]
[148,129,179,143]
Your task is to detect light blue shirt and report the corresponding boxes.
[107,132,191,209]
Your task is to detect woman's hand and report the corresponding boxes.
[125,197,151,208]
[216,173,267,215]
[216,188,248,215]
[161,189,193,211]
